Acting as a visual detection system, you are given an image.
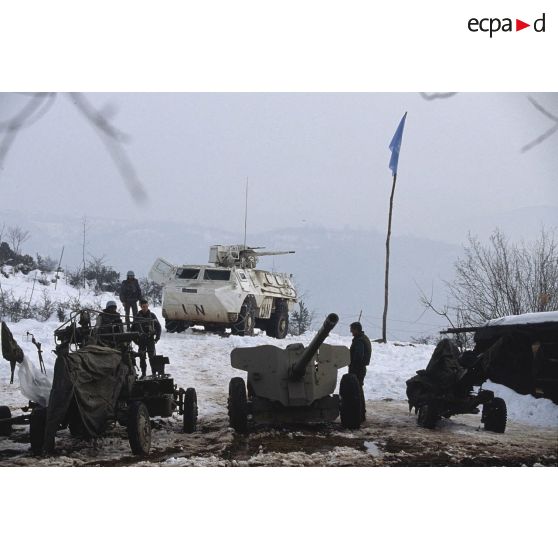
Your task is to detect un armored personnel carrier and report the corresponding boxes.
[149,245,297,338]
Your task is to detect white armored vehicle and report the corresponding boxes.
[148,245,297,338]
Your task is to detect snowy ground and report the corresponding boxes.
[0,271,557,466]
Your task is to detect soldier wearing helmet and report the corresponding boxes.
[119,270,142,330]
[96,300,124,347]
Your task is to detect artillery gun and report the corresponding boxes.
[227,313,364,431]
[0,311,199,456]
[149,244,297,338]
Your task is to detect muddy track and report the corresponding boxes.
[1,401,556,466]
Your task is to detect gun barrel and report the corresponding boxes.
[254,250,295,257]
[290,313,339,380]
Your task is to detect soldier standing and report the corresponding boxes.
[132,299,162,377]
[349,321,372,420]
[120,270,142,330]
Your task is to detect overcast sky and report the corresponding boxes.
[0,92,556,243]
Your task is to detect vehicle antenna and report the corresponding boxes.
[243,176,249,248]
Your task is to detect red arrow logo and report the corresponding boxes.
[516,19,530,31]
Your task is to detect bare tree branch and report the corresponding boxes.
[521,96,558,153]
[67,93,148,203]
[0,93,57,168]
[0,92,148,203]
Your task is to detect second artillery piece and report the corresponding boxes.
[227,313,364,431]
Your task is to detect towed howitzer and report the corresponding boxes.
[228,313,364,430]
[290,313,340,380]
[0,311,199,455]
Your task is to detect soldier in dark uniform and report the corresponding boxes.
[96,300,124,348]
[349,321,372,421]
[119,270,142,330]
[132,299,162,377]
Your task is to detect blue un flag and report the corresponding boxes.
[388,112,407,176]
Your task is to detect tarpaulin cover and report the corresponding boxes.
[406,339,467,408]
[45,345,129,444]
[1,321,24,366]
[18,356,52,407]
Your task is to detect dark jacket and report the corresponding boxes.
[97,310,124,338]
[132,309,162,340]
[120,278,142,303]
[350,331,372,371]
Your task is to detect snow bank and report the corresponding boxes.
[1,272,557,430]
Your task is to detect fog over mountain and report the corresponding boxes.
[2,202,556,341]
[0,208,460,340]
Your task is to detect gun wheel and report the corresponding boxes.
[183,388,198,433]
[30,407,47,456]
[127,401,152,455]
[482,397,507,433]
[339,373,362,429]
[228,377,248,433]
[0,406,12,436]
[417,403,438,429]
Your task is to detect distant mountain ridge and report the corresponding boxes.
[8,206,556,340]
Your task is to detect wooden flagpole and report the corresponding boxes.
[381,172,398,343]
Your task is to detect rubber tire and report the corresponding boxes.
[360,384,366,423]
[266,299,289,339]
[68,417,88,438]
[30,407,47,456]
[483,397,507,433]
[339,373,362,429]
[228,377,248,433]
[183,388,198,433]
[205,325,226,335]
[127,401,152,455]
[417,404,438,429]
[232,298,256,337]
[0,406,12,436]
[166,320,188,333]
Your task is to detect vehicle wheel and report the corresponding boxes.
[127,401,152,455]
[30,407,47,456]
[183,388,198,433]
[166,320,188,333]
[266,299,289,339]
[417,404,438,429]
[339,373,362,429]
[165,320,178,332]
[232,297,256,337]
[68,417,88,438]
[228,377,248,433]
[0,406,12,436]
[205,325,226,335]
[360,384,366,423]
[483,397,507,433]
